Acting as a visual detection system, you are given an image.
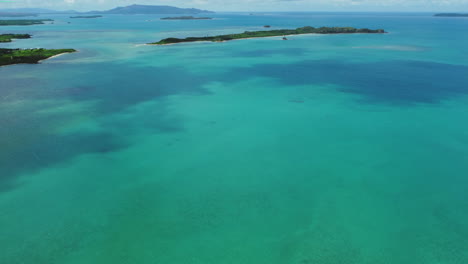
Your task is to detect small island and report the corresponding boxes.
[70,15,103,19]
[0,12,38,17]
[160,16,212,20]
[0,48,76,66]
[0,19,53,26]
[149,26,386,45]
[0,34,31,43]
[434,13,468,17]
[0,33,75,66]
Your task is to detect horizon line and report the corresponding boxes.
[0,5,466,13]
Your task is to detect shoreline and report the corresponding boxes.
[38,51,75,62]
[149,31,385,46]
[148,32,321,46]
[1,50,76,67]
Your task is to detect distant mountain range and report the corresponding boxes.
[93,5,214,14]
[0,5,214,15]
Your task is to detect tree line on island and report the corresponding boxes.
[0,34,31,42]
[434,13,468,17]
[70,15,102,19]
[0,34,75,66]
[0,19,53,26]
[160,16,212,20]
[149,26,386,45]
[0,12,38,17]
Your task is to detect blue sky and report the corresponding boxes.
[1,0,468,12]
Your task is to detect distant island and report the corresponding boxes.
[149,26,386,45]
[0,34,31,43]
[70,15,103,19]
[161,16,212,20]
[90,4,214,14]
[434,13,468,17]
[0,5,214,15]
[0,19,53,26]
[0,12,38,17]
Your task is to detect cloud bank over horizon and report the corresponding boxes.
[1,0,468,12]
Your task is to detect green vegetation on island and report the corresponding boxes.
[149,26,386,45]
[0,34,31,43]
[434,13,468,17]
[70,15,103,18]
[0,48,76,66]
[0,33,75,66]
[161,16,212,20]
[0,19,53,26]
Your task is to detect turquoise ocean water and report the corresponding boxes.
[1,12,468,263]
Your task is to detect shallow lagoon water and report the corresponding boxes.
[1,12,468,263]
